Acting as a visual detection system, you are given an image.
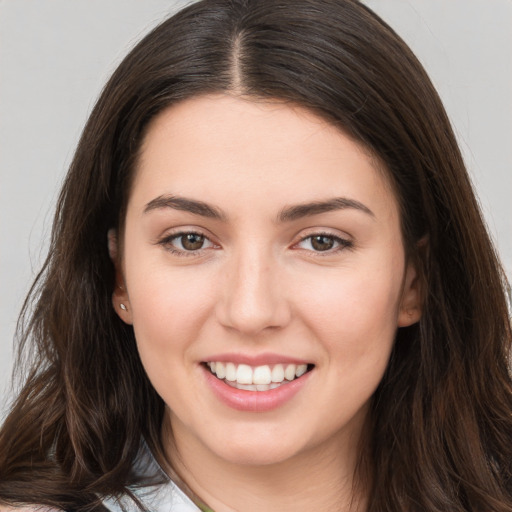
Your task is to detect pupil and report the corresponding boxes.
[182,233,204,250]
[311,235,334,251]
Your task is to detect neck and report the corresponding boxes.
[162,411,369,512]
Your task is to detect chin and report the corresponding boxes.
[203,425,314,467]
[214,443,299,467]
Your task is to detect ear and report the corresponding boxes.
[108,229,133,325]
[397,258,423,327]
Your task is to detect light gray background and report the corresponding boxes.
[1,1,511,418]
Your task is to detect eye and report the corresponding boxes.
[296,233,352,253]
[160,231,216,254]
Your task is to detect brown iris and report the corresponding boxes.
[310,235,335,251]
[181,233,205,250]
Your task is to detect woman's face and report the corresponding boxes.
[113,94,421,467]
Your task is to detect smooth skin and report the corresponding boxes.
[112,94,422,511]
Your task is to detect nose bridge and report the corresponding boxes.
[217,242,289,335]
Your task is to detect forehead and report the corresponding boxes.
[130,94,398,221]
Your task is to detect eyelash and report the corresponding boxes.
[157,231,353,257]
[158,231,217,257]
[294,232,353,255]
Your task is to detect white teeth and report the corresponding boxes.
[234,383,258,391]
[236,364,253,384]
[215,361,226,379]
[253,365,272,385]
[296,364,308,377]
[271,365,285,383]
[208,361,311,388]
[284,364,296,381]
[225,362,237,381]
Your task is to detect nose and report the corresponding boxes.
[216,246,291,336]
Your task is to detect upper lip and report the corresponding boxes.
[202,352,312,366]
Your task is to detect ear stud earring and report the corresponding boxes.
[120,303,128,311]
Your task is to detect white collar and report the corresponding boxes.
[101,442,201,512]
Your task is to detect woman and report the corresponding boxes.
[1,0,511,511]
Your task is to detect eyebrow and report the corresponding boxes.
[143,194,374,222]
[277,197,375,222]
[143,195,226,220]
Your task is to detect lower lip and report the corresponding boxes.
[203,366,312,412]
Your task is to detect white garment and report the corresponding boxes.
[102,481,200,512]
[102,482,200,512]
[101,444,201,512]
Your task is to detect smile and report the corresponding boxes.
[202,359,315,412]
[205,362,313,391]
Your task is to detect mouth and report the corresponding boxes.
[202,361,315,391]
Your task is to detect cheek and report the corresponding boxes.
[296,264,403,419]
[292,257,404,360]
[298,269,401,327]
[123,252,216,369]
[132,276,210,327]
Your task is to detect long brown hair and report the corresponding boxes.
[1,1,511,510]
